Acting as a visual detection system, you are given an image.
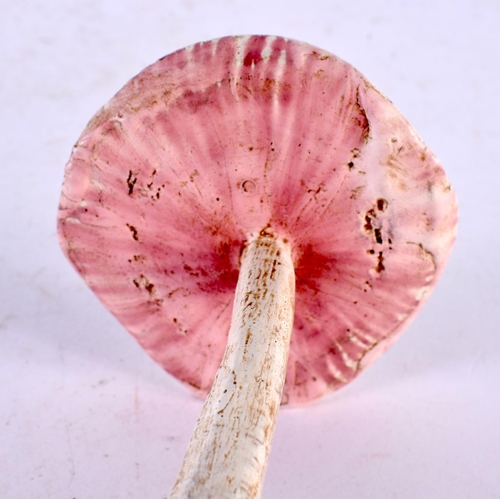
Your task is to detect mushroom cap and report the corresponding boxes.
[58,35,457,405]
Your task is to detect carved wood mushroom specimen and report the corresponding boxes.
[58,36,458,498]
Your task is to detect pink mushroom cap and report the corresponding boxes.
[58,35,458,405]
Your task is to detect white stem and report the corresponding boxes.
[170,234,295,499]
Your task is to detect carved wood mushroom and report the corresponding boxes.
[57,35,458,498]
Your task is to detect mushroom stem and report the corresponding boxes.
[170,234,295,499]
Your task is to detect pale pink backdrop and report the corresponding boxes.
[1,1,498,498]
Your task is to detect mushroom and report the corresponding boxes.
[58,35,458,498]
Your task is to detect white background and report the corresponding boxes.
[1,1,499,498]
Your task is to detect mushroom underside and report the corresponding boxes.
[58,35,457,406]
